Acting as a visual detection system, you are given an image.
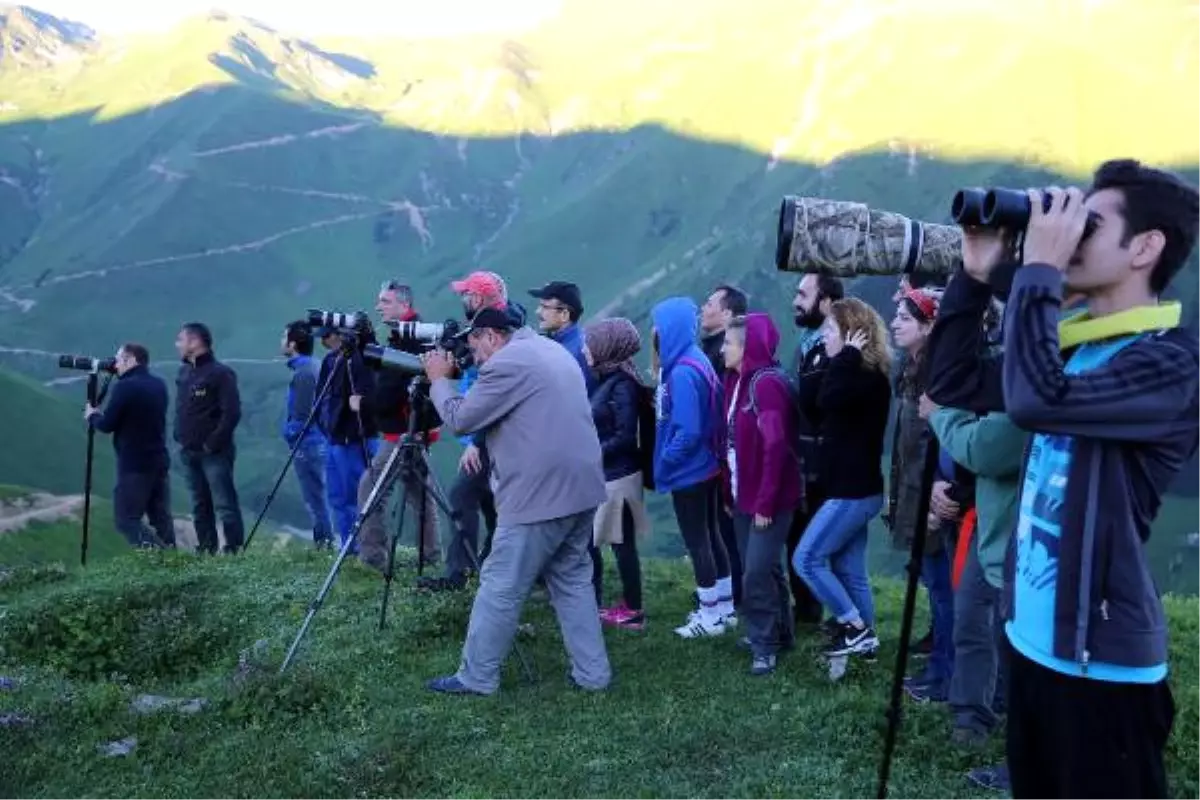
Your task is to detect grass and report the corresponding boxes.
[0,493,129,567]
[0,544,1196,799]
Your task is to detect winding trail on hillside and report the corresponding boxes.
[0,119,445,309]
[0,494,84,534]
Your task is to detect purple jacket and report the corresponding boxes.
[722,313,804,518]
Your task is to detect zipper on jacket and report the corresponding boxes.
[1075,450,1103,667]
[1081,648,1090,675]
[1100,599,1110,621]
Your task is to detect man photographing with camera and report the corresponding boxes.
[931,160,1198,799]
[356,280,441,573]
[83,343,174,549]
[419,305,611,695]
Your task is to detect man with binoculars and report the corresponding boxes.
[929,160,1198,799]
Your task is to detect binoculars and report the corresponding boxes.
[951,187,1098,238]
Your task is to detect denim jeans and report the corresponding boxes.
[734,511,794,657]
[791,495,883,626]
[292,440,332,545]
[949,543,1004,732]
[326,439,379,551]
[179,447,244,554]
[919,547,956,687]
[113,468,174,548]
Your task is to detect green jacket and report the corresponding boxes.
[928,408,1028,588]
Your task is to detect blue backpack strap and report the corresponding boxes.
[676,356,722,454]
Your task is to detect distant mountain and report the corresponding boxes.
[0,0,1194,528]
[0,4,94,68]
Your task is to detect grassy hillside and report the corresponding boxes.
[0,1,1195,561]
[0,485,127,565]
[1,547,1197,798]
[0,367,115,495]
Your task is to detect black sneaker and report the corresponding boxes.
[823,623,880,657]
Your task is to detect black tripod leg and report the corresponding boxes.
[875,442,939,799]
[281,441,403,674]
[378,481,409,631]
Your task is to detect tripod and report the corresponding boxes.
[280,377,536,684]
[875,439,940,799]
[244,343,374,551]
[80,369,113,567]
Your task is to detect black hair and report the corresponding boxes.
[1089,159,1200,294]
[816,275,845,302]
[120,343,149,365]
[180,322,213,350]
[285,320,314,355]
[713,284,749,316]
[906,272,945,291]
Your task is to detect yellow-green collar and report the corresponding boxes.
[1058,302,1182,350]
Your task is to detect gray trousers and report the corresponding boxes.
[358,438,440,569]
[456,509,612,694]
[734,510,795,657]
[949,542,1005,734]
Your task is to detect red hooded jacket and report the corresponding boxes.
[721,313,804,518]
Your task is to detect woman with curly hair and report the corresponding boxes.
[792,297,893,659]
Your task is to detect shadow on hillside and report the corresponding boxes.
[0,83,1195,561]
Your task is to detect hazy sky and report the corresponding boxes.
[33,0,563,37]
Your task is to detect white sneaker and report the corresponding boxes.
[674,609,726,638]
[722,612,739,629]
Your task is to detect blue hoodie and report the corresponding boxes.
[553,323,595,393]
[651,296,721,493]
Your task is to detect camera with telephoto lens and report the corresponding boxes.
[364,317,474,376]
[306,308,378,353]
[58,354,117,373]
[951,187,1100,240]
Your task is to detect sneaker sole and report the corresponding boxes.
[824,636,880,658]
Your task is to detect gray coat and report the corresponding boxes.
[430,327,608,527]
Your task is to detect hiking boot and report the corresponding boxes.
[822,622,879,657]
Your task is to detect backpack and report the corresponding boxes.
[744,365,807,482]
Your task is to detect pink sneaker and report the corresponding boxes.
[605,606,646,631]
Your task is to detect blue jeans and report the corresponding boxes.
[791,495,883,627]
[919,547,956,686]
[292,440,332,545]
[326,439,378,550]
[179,447,244,554]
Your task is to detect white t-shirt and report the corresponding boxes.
[726,377,741,501]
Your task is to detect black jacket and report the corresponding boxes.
[797,347,892,498]
[88,365,170,473]
[590,371,641,482]
[373,315,441,435]
[925,269,1004,413]
[318,347,378,444]
[701,330,726,379]
[792,337,829,487]
[175,352,241,454]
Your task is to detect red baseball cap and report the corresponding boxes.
[450,271,507,306]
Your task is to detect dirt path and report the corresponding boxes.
[0,493,84,534]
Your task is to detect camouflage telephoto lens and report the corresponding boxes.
[775,196,963,277]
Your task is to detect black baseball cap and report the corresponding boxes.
[460,306,519,336]
[529,281,583,316]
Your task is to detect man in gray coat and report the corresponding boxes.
[421,306,611,695]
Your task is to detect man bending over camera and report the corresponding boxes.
[421,306,611,695]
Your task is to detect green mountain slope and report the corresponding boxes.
[0,1,1195,571]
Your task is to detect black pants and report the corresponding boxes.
[445,447,498,580]
[590,503,643,611]
[671,478,729,588]
[716,501,743,606]
[113,468,174,548]
[786,486,825,624]
[1007,647,1174,799]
